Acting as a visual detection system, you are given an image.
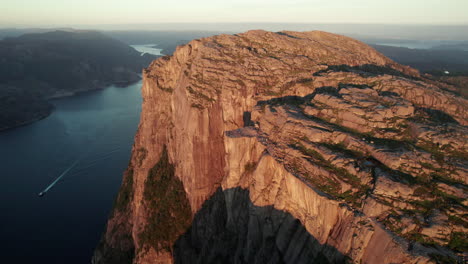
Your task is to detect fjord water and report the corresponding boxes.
[0,81,142,263]
[130,44,164,56]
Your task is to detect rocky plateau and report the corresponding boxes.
[94,30,467,264]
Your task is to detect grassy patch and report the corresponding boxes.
[113,167,134,214]
[416,141,445,164]
[136,147,148,167]
[244,162,257,174]
[448,215,468,228]
[139,146,192,252]
[320,142,366,159]
[431,173,465,186]
[447,232,468,252]
[428,253,458,264]
[187,86,215,102]
[293,142,367,206]
[405,231,439,247]
[159,86,174,93]
[191,103,205,109]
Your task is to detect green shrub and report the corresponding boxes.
[113,168,134,213]
[136,147,148,166]
[244,162,257,174]
[428,253,458,264]
[447,232,468,252]
[139,146,192,252]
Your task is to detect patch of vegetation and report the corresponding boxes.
[381,212,404,234]
[417,139,468,164]
[257,95,306,107]
[313,65,351,76]
[136,147,148,167]
[416,141,446,164]
[447,232,468,252]
[159,86,174,93]
[312,64,417,80]
[139,146,192,252]
[279,78,314,93]
[113,167,134,213]
[405,231,439,247]
[432,189,464,207]
[231,78,246,87]
[336,189,368,205]
[275,32,301,39]
[264,90,282,96]
[319,142,366,159]
[293,142,367,206]
[431,173,465,186]
[191,103,205,109]
[379,91,400,97]
[187,86,215,102]
[338,83,369,89]
[297,78,314,84]
[368,136,412,150]
[420,108,459,124]
[412,186,429,197]
[448,215,468,228]
[357,220,368,225]
[427,253,458,264]
[411,199,444,217]
[363,156,416,186]
[244,162,257,174]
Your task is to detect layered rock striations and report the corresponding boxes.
[95,30,467,264]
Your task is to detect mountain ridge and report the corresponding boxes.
[0,30,155,131]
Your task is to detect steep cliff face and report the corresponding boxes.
[94,30,467,264]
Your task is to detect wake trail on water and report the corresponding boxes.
[39,159,80,196]
[67,148,123,178]
[38,147,123,196]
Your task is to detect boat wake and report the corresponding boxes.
[38,147,122,197]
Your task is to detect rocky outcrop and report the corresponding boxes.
[95,30,467,264]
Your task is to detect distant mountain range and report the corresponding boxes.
[0,30,156,131]
[105,30,223,55]
[370,44,468,99]
[431,42,468,51]
[1,28,467,132]
[371,44,468,74]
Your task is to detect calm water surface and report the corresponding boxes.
[131,44,164,56]
[0,81,142,263]
[373,40,465,49]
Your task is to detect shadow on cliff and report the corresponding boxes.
[173,187,348,264]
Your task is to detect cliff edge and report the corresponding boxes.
[94,30,467,264]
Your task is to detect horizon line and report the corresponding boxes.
[2,22,468,29]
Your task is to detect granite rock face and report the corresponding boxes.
[94,30,467,264]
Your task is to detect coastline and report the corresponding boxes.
[0,77,142,132]
[0,109,52,132]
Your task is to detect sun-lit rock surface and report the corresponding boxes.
[94,30,467,264]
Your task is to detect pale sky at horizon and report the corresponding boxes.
[1,0,467,27]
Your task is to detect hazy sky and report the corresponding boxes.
[1,0,467,27]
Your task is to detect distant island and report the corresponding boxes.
[0,30,156,131]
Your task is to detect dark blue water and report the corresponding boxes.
[0,81,142,264]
